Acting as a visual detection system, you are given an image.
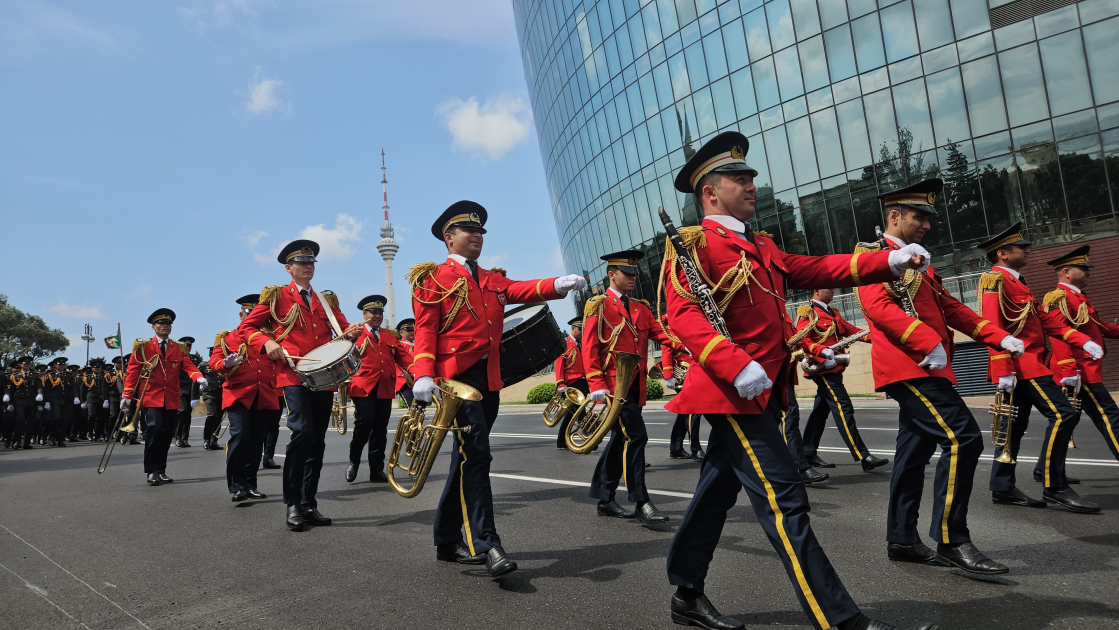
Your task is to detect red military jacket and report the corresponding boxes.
[124,336,202,409]
[396,340,414,392]
[350,326,415,399]
[582,290,671,407]
[858,238,1010,390]
[410,258,561,391]
[978,268,1089,381]
[209,328,279,410]
[664,218,897,414]
[1044,284,1119,383]
[237,282,351,389]
[554,335,586,386]
[658,317,686,376]
[793,301,866,376]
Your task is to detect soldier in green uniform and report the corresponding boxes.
[66,364,81,442]
[32,364,49,445]
[82,359,107,441]
[42,357,74,447]
[173,337,198,448]
[200,351,225,451]
[4,357,38,449]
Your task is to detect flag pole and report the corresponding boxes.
[117,323,124,368]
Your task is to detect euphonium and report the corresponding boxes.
[673,361,690,384]
[989,374,1017,464]
[648,364,664,380]
[331,383,352,435]
[542,386,585,428]
[387,377,480,498]
[564,351,641,454]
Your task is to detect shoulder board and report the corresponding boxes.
[584,295,606,317]
[756,229,773,239]
[176,341,191,354]
[405,262,439,288]
[795,304,814,321]
[213,331,230,349]
[1043,289,1067,309]
[853,240,882,254]
[132,339,148,354]
[260,284,283,307]
[383,329,399,340]
[490,267,507,277]
[320,290,339,309]
[664,226,708,262]
[978,272,1003,292]
[634,298,651,308]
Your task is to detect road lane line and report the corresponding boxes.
[0,563,91,629]
[489,473,695,498]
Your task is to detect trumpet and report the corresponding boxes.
[98,360,154,474]
[213,410,229,441]
[1064,370,1082,449]
[387,377,479,498]
[330,383,352,435]
[565,351,641,454]
[800,329,870,376]
[542,386,585,428]
[989,373,1017,464]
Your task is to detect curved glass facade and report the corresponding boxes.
[514,0,1119,304]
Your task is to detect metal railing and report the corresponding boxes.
[786,271,984,327]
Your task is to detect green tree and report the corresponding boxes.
[0,295,69,366]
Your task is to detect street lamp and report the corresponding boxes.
[80,323,94,366]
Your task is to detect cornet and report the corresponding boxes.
[989,373,1017,464]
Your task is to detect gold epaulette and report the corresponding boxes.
[757,229,773,238]
[260,284,283,306]
[978,272,1003,293]
[176,341,190,354]
[213,331,229,351]
[132,339,147,354]
[384,328,399,340]
[634,298,651,308]
[795,304,815,321]
[853,240,882,254]
[490,267,507,277]
[1043,289,1066,310]
[584,295,605,317]
[321,290,339,309]
[664,227,707,261]
[405,262,439,288]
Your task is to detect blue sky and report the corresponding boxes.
[0,0,580,362]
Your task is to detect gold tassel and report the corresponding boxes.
[490,267,507,277]
[213,331,229,351]
[795,304,815,321]
[405,262,439,287]
[664,227,707,261]
[260,284,283,307]
[1043,290,1066,310]
[634,298,651,308]
[584,295,605,317]
[321,290,339,309]
[131,339,147,354]
[176,341,191,354]
[756,229,773,238]
[853,241,881,254]
[978,272,1002,293]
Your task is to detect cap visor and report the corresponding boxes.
[713,163,759,177]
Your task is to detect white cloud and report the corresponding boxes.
[256,213,363,264]
[437,95,532,160]
[131,283,152,297]
[50,301,103,319]
[246,229,268,246]
[479,250,508,269]
[246,74,285,114]
[0,1,118,65]
[176,0,269,30]
[550,247,566,273]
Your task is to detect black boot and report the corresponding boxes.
[670,591,744,630]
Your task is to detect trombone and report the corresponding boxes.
[989,373,1017,464]
[387,377,479,498]
[98,360,154,474]
[213,410,229,440]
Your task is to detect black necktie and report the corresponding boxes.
[373,329,379,342]
[742,226,755,244]
[159,340,166,356]
[466,260,479,282]
[1019,274,1027,286]
[621,295,630,314]
[299,289,311,308]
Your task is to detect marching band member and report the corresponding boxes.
[236,239,362,531]
[793,289,887,472]
[43,357,73,447]
[174,336,199,448]
[123,308,207,486]
[1042,247,1119,476]
[858,180,1024,575]
[977,226,1100,513]
[5,357,36,449]
[583,250,674,522]
[553,315,587,449]
[82,359,106,441]
[395,318,416,406]
[211,293,279,503]
[661,315,702,461]
[345,295,414,484]
[782,311,832,485]
[409,201,586,576]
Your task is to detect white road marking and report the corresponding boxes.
[489,473,695,498]
[0,563,91,629]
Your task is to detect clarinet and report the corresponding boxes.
[658,207,732,341]
[875,225,918,318]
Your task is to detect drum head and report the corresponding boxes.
[500,302,565,388]
[502,303,547,333]
[295,340,354,373]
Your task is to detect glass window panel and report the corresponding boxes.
[617,21,635,66]
[653,61,676,109]
[1084,17,1119,106]
[824,25,858,81]
[851,14,887,72]
[744,8,773,59]
[925,68,970,146]
[648,112,669,157]
[1053,109,1097,141]
[767,0,797,50]
[720,0,742,25]
[939,142,988,241]
[973,130,1011,160]
[848,0,878,19]
[808,86,835,112]
[676,97,701,146]
[836,98,875,168]
[822,181,858,252]
[977,153,1023,234]
[774,46,806,99]
[1098,102,1119,131]
[587,7,604,49]
[747,132,773,191]
[1103,128,1119,208]
[799,187,833,254]
[998,44,1049,127]
[638,73,657,119]
[849,171,884,242]
[731,66,759,116]
[676,0,699,25]
[949,0,990,38]
[881,1,921,62]
[605,37,622,78]
[787,116,821,183]
[1080,0,1119,23]
[1012,121,1054,151]
[642,2,664,48]
[700,9,721,35]
[1038,31,1092,118]
[893,80,935,153]
[623,130,641,172]
[629,12,649,57]
[1034,4,1079,38]
[662,104,683,149]
[741,0,764,13]
[993,21,1035,51]
[724,18,751,70]
[818,0,848,29]
[921,43,958,74]
[811,108,846,176]
[616,89,634,132]
[605,101,622,142]
[763,127,798,190]
[861,67,890,93]
[658,0,680,38]
[790,0,822,39]
[778,204,811,254]
[961,56,1008,136]
[703,31,730,80]
[989,0,1014,8]
[784,95,809,120]
[694,86,719,134]
[685,42,710,90]
[889,56,924,84]
[697,0,718,16]
[956,31,994,62]
[666,30,685,57]
[711,77,738,127]
[740,114,762,135]
[761,104,785,129]
[1014,142,1066,228]
[913,0,954,51]
[798,36,829,92]
[863,89,900,156]
[752,56,782,110]
[1060,135,1111,219]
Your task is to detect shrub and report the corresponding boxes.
[527,382,558,404]
[646,378,664,400]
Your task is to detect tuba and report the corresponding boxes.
[98,359,154,474]
[387,377,480,498]
[989,373,1017,464]
[330,383,352,435]
[542,386,585,428]
[564,351,641,454]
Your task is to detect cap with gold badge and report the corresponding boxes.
[431,200,488,240]
[396,318,415,332]
[601,249,644,275]
[277,239,320,264]
[236,294,260,312]
[147,308,176,325]
[357,295,387,312]
[978,222,1031,255]
[1047,245,1092,269]
[877,178,943,216]
[674,131,758,193]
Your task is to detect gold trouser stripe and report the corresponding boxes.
[698,335,726,366]
[455,419,476,556]
[1031,380,1064,488]
[849,252,862,285]
[971,320,989,337]
[1057,359,1077,365]
[1084,386,1119,455]
[781,411,788,445]
[726,415,829,629]
[900,320,921,344]
[902,382,958,543]
[822,378,862,461]
[619,412,631,489]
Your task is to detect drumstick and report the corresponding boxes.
[284,356,320,361]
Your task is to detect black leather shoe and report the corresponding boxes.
[637,501,669,524]
[158,472,173,483]
[174,438,186,448]
[992,488,1046,508]
[670,449,689,459]
[436,542,485,564]
[887,542,948,566]
[232,490,250,502]
[861,454,890,471]
[485,546,517,577]
[286,505,304,531]
[302,508,332,526]
[345,462,358,483]
[181,439,191,447]
[807,454,834,468]
[866,620,939,630]
[691,448,705,460]
[1033,469,1080,484]
[936,542,1009,575]
[247,489,267,499]
[369,470,388,483]
[669,592,745,630]
[801,467,829,485]
[262,458,281,469]
[1043,488,1101,513]
[597,500,634,519]
[147,473,161,486]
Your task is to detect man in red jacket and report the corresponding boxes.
[661,315,702,461]
[553,315,586,449]
[663,132,935,630]
[236,239,362,531]
[345,294,414,484]
[395,318,416,406]
[977,225,1100,513]
[410,201,586,577]
[210,293,280,502]
[123,308,206,486]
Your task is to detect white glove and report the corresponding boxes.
[822,358,837,369]
[5,405,12,412]
[820,348,835,360]
[413,376,437,403]
[35,393,43,402]
[2,394,7,403]
[223,354,244,369]
[37,405,43,411]
[190,399,199,409]
[888,243,931,275]
[997,374,1017,393]
[665,377,676,390]
[44,402,51,410]
[121,397,131,411]
[81,402,87,409]
[102,400,109,408]
[1000,335,1025,357]
[557,384,566,393]
[1060,375,1082,393]
[74,397,80,405]
[733,361,773,400]
[918,342,948,371]
[553,274,588,294]
[589,389,608,403]
[195,377,208,388]
[1082,340,1104,361]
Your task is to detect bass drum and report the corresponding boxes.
[500,303,566,388]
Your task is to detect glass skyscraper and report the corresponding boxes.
[514,0,1119,306]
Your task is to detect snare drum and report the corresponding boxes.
[294,340,361,391]
[500,303,566,387]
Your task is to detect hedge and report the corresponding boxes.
[646,378,664,400]
[527,382,558,404]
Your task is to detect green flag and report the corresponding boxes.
[104,332,121,350]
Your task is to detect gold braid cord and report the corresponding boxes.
[786,308,835,349]
[176,341,191,354]
[213,330,248,378]
[406,262,478,333]
[1043,290,1089,327]
[261,284,301,343]
[585,295,636,371]
[660,228,759,316]
[978,272,1031,336]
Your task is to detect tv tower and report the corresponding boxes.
[376,149,399,328]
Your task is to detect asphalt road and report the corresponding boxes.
[2,402,1118,630]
